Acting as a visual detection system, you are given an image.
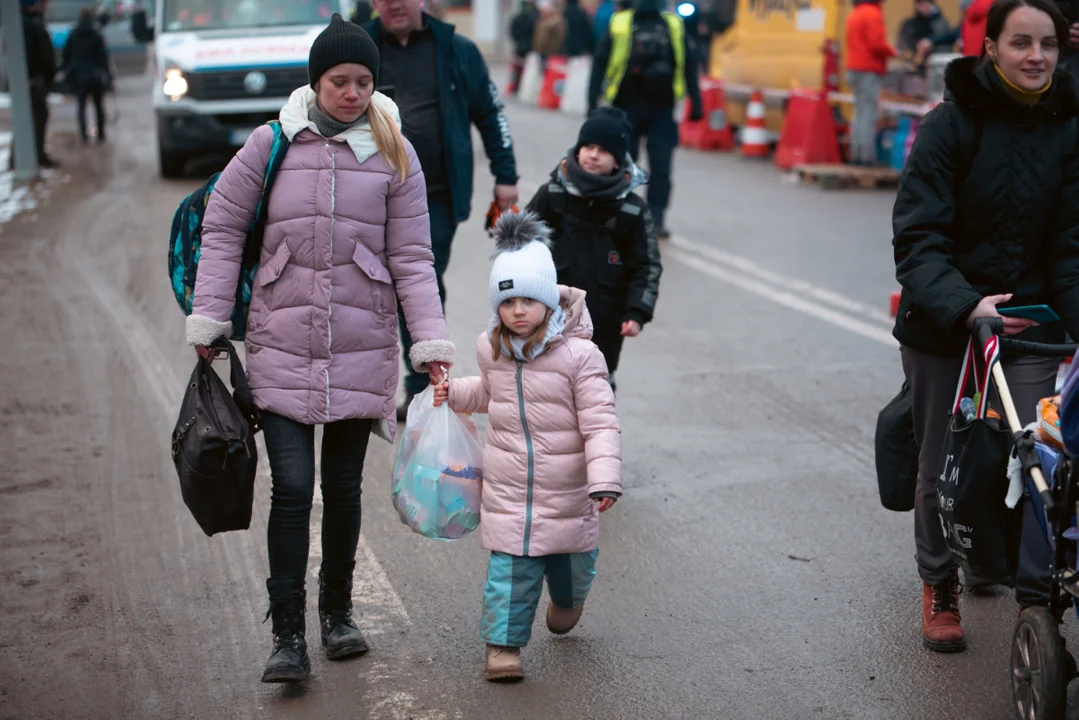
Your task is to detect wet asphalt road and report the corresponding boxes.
[0,71,1076,720]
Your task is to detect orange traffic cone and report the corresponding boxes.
[741,90,770,158]
[890,290,901,318]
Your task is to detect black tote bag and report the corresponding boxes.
[171,339,260,537]
[875,380,919,512]
[936,334,1019,585]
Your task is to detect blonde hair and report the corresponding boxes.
[368,100,411,180]
[490,308,553,362]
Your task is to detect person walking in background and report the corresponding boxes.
[63,7,111,145]
[15,0,57,168]
[363,0,519,419]
[892,0,1079,652]
[593,0,616,45]
[588,0,702,240]
[533,0,567,62]
[562,0,595,57]
[845,0,898,166]
[186,15,454,683]
[961,0,994,54]
[432,211,622,683]
[524,107,661,392]
[509,0,537,93]
[351,0,374,24]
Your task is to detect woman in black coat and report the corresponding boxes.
[892,0,1079,654]
[62,8,110,144]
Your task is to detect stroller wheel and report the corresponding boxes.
[1011,607,1069,720]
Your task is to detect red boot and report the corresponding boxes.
[922,572,966,653]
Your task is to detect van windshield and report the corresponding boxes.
[162,0,334,32]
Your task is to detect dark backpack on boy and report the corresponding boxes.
[167,120,290,341]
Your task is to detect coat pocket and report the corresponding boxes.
[351,242,394,315]
[256,241,291,288]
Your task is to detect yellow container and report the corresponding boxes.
[709,0,960,132]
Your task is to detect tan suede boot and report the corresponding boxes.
[485,644,524,682]
[546,602,584,635]
[922,572,966,653]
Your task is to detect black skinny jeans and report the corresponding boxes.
[261,412,373,584]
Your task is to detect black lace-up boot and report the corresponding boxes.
[318,569,369,660]
[261,579,310,683]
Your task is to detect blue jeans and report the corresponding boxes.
[261,412,373,583]
[480,549,599,648]
[398,190,458,397]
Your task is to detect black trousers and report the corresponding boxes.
[261,412,373,584]
[75,79,105,142]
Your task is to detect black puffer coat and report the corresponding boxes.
[892,56,1079,356]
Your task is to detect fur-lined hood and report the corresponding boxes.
[944,55,1079,119]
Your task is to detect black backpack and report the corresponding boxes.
[171,339,260,537]
[626,14,675,84]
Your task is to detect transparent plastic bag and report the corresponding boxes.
[392,386,483,541]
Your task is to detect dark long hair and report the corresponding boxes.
[981,0,1069,58]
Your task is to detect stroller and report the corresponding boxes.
[962,319,1079,720]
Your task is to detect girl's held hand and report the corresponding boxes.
[429,363,451,385]
[195,345,215,363]
[965,293,1039,337]
[432,380,449,407]
[595,497,616,513]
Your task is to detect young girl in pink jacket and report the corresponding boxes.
[433,211,623,682]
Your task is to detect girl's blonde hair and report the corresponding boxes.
[368,99,411,180]
[490,307,553,362]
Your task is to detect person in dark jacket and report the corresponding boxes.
[16,0,57,168]
[588,0,702,240]
[363,1,519,417]
[351,0,374,24]
[524,107,662,390]
[63,8,111,144]
[562,0,595,57]
[892,0,1079,654]
[509,0,537,93]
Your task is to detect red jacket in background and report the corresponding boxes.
[846,1,898,74]
[961,0,993,56]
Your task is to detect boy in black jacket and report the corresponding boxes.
[525,107,662,390]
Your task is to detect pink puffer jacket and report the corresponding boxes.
[448,286,622,557]
[186,89,454,441]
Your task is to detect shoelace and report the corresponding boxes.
[932,580,963,616]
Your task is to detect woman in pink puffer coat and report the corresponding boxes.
[185,15,454,684]
[433,211,622,683]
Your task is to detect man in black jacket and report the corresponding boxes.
[63,8,110,144]
[525,108,662,390]
[588,0,702,240]
[17,0,57,168]
[363,0,519,417]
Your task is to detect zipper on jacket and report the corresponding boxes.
[515,360,536,556]
[325,147,336,418]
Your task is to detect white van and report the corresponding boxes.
[153,0,350,177]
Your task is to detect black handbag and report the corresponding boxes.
[171,339,260,537]
[936,334,1019,585]
[874,380,918,512]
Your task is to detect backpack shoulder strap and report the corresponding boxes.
[614,195,644,237]
[545,181,567,232]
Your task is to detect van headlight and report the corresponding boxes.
[163,68,188,100]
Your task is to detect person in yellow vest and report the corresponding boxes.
[587,0,702,239]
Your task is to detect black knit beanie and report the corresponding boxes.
[576,107,632,165]
[309,13,380,88]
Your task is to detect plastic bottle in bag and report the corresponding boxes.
[391,386,484,541]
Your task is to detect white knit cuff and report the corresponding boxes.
[410,339,456,372]
[186,314,233,347]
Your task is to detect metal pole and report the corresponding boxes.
[1,0,39,180]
